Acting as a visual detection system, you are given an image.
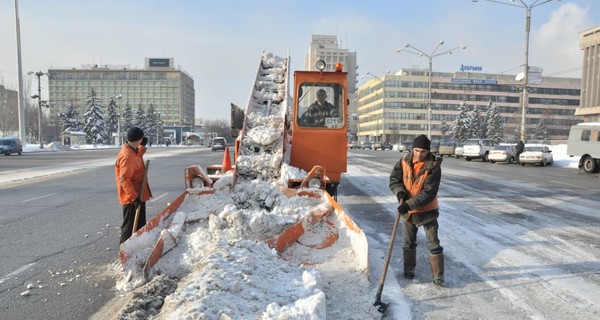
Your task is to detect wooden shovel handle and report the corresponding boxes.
[132,160,150,234]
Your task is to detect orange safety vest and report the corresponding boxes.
[401,157,438,214]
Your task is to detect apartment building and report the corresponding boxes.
[356,69,581,143]
[48,58,195,127]
[577,25,600,122]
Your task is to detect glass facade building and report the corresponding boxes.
[356,68,581,143]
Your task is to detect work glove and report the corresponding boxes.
[133,198,142,208]
[396,192,405,203]
[140,137,148,146]
[398,202,410,215]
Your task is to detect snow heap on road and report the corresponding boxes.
[116,179,377,319]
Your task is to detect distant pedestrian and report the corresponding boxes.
[389,134,445,286]
[114,127,152,244]
[515,140,524,164]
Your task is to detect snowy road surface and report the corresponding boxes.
[341,151,599,319]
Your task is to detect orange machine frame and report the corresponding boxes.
[289,70,348,185]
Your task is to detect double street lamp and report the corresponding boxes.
[472,0,560,141]
[396,41,466,139]
[111,95,122,145]
[28,71,48,149]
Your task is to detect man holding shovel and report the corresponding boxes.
[115,126,152,244]
[389,134,444,286]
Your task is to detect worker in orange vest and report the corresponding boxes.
[114,127,152,244]
[389,134,444,286]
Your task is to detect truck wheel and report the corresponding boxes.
[582,156,599,173]
[465,157,471,161]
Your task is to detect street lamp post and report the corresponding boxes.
[472,0,560,141]
[28,71,48,149]
[156,112,161,145]
[396,41,466,139]
[112,95,122,146]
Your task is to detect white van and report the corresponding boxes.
[566,123,600,173]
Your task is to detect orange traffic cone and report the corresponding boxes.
[221,146,232,172]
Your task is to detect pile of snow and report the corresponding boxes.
[116,178,376,319]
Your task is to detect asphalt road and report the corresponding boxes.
[340,149,600,319]
[0,146,224,320]
[1,148,598,319]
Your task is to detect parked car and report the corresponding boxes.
[373,141,393,150]
[519,145,553,166]
[463,139,498,162]
[351,141,361,149]
[0,137,23,156]
[438,142,456,157]
[211,137,228,152]
[361,141,373,149]
[454,143,465,158]
[488,145,516,164]
[397,141,413,152]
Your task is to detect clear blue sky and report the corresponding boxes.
[1,0,598,121]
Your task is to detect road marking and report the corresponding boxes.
[21,193,58,203]
[0,263,35,283]
[148,193,169,203]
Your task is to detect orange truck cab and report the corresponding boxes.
[289,62,348,197]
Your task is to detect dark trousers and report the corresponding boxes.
[402,218,443,255]
[120,203,146,244]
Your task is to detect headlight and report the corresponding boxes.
[315,60,326,71]
[307,177,322,189]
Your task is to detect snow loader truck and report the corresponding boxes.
[118,52,368,301]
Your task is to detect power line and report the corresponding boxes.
[545,67,582,77]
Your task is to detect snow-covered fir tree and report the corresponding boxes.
[482,102,491,139]
[486,102,504,143]
[105,97,120,144]
[122,103,134,133]
[57,102,84,132]
[134,103,147,132]
[451,101,470,142]
[535,118,549,141]
[82,88,106,144]
[144,104,159,145]
[469,105,483,139]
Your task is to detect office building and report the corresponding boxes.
[305,35,359,138]
[0,85,18,136]
[577,25,600,122]
[48,58,195,127]
[356,69,581,143]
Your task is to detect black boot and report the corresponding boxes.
[403,248,416,279]
[429,253,444,286]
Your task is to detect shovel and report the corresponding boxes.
[132,159,150,235]
[373,203,403,314]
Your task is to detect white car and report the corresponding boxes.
[519,145,553,166]
[488,145,516,164]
